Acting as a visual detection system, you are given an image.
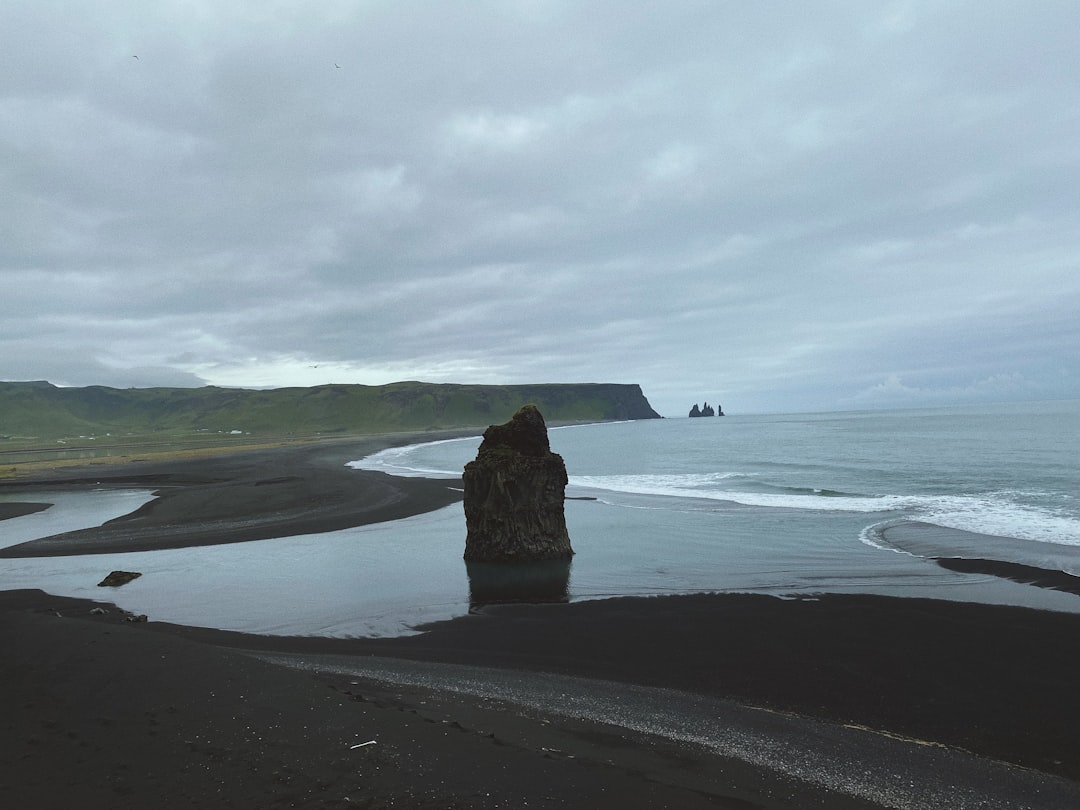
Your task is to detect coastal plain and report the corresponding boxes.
[2,436,1080,808]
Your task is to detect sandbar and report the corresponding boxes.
[0,431,472,557]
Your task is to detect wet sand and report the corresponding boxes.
[0,432,472,557]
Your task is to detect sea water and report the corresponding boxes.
[355,399,1080,608]
[2,401,1078,636]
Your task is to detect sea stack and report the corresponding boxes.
[462,405,573,562]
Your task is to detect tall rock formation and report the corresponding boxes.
[689,400,725,417]
[462,405,573,562]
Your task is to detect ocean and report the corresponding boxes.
[2,400,1078,636]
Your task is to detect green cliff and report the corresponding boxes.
[0,380,659,443]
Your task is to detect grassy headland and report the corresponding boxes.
[0,380,660,475]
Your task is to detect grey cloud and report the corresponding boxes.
[2,2,1078,415]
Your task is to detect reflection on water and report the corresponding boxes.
[4,486,1080,638]
[466,559,572,607]
[0,489,156,550]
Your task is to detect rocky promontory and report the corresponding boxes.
[689,401,724,417]
[462,405,573,563]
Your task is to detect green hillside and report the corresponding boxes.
[0,381,660,445]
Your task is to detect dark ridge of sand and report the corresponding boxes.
[0,501,51,521]
[4,589,1080,809]
[0,432,474,557]
[934,556,1080,595]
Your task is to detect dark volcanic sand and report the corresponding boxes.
[0,501,51,521]
[4,590,1080,809]
[0,590,840,810]
[3,438,1080,807]
[0,433,471,557]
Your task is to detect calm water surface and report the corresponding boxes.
[2,400,1078,636]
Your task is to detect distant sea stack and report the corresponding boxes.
[688,401,724,417]
[462,405,573,563]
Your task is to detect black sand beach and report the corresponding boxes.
[0,432,472,557]
[3,439,1080,807]
[5,589,1080,809]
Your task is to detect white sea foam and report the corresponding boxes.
[569,473,917,513]
[357,438,1080,549]
[858,521,908,554]
[921,500,1080,547]
[351,404,1080,584]
[347,436,475,478]
[860,517,1080,581]
[571,474,1080,547]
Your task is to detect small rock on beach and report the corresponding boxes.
[97,570,142,587]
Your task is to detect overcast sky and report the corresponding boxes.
[2,2,1078,415]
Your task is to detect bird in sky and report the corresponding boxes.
[334,63,341,69]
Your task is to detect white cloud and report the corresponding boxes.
[846,373,1035,408]
[445,111,547,152]
[1,2,1078,415]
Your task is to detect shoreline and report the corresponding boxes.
[3,588,1079,809]
[156,590,1080,783]
[0,430,475,557]
[3,434,1080,805]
